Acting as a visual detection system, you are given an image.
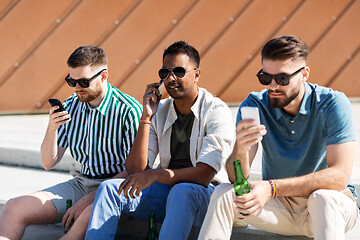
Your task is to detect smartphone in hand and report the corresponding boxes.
[157,79,164,93]
[48,98,65,113]
[151,80,164,103]
[240,107,260,127]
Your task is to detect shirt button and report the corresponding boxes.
[290,120,295,123]
[291,130,295,135]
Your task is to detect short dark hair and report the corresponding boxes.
[67,45,107,68]
[261,35,310,62]
[163,41,200,67]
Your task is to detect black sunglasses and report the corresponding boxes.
[65,69,107,88]
[158,66,197,80]
[257,67,304,86]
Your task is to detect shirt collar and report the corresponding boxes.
[275,82,312,120]
[190,87,203,120]
[168,87,202,120]
[80,82,112,116]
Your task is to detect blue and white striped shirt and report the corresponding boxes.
[57,82,142,177]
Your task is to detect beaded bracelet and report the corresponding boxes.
[273,179,278,197]
[268,180,277,198]
[140,119,151,124]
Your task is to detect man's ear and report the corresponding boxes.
[101,70,109,82]
[194,68,201,83]
[302,66,310,82]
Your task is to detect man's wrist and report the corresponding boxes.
[267,180,278,198]
[232,141,248,159]
[155,169,174,184]
[139,119,151,124]
[47,125,57,132]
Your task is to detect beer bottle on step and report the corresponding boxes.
[64,199,74,233]
[146,213,159,240]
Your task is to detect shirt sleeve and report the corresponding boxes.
[147,119,159,169]
[196,104,236,173]
[121,106,141,162]
[324,93,356,145]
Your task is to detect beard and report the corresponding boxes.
[268,88,299,108]
[76,82,103,103]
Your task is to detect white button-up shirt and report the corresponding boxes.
[148,88,235,183]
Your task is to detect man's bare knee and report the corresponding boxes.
[2,192,57,225]
[1,197,28,224]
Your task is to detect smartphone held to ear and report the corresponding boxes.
[157,80,164,93]
[48,98,65,113]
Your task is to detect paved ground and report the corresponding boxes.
[0,102,359,239]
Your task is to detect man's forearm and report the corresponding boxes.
[226,142,258,182]
[82,189,97,204]
[41,126,60,170]
[125,120,151,174]
[155,163,216,187]
[275,167,350,197]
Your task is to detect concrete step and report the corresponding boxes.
[18,216,313,240]
[0,165,359,239]
[116,215,312,240]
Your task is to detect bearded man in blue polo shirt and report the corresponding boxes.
[198,35,358,240]
[0,45,142,240]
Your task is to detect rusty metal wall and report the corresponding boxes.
[0,0,359,113]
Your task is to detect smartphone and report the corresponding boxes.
[48,98,65,113]
[240,107,260,127]
[157,79,164,93]
[151,80,164,102]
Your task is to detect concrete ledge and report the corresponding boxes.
[116,215,312,240]
[0,204,312,240]
[2,202,358,240]
[0,147,80,172]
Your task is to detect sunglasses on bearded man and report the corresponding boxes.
[256,67,304,86]
[65,69,107,88]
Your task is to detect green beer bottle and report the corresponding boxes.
[64,199,74,233]
[233,159,250,196]
[146,213,159,240]
[234,159,250,215]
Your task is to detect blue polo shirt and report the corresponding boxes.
[236,82,356,196]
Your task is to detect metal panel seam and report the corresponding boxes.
[0,0,20,22]
[326,43,360,87]
[115,0,200,89]
[217,0,307,98]
[38,0,144,110]
[0,0,83,89]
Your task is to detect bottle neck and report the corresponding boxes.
[66,200,72,210]
[234,159,245,183]
[149,215,156,230]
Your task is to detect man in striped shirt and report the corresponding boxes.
[0,45,142,240]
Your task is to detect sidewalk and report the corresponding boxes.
[0,103,359,239]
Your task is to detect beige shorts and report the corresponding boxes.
[42,172,106,222]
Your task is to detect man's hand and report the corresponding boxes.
[227,120,266,182]
[142,82,163,120]
[61,192,94,232]
[117,170,157,199]
[233,181,272,217]
[234,120,266,157]
[48,106,71,131]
